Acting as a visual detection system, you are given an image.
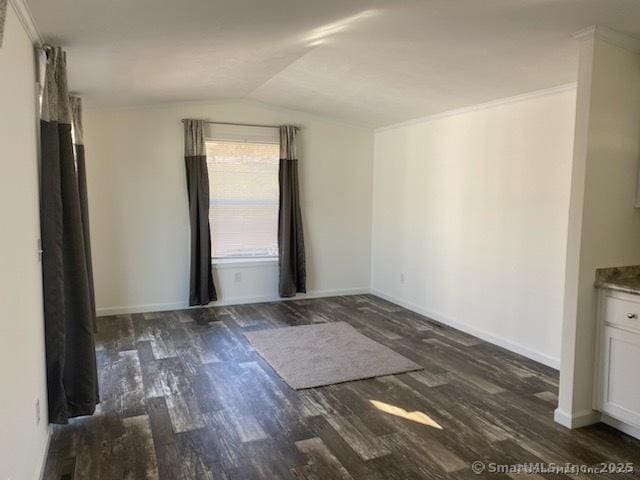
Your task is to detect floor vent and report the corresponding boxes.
[59,458,76,480]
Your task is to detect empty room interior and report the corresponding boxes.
[4,0,640,478]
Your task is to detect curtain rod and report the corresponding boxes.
[181,119,280,129]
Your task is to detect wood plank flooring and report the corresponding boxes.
[43,295,640,479]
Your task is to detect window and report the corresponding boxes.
[206,138,279,259]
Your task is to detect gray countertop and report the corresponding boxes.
[595,265,640,295]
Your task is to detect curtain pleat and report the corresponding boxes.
[0,0,6,48]
[40,47,99,424]
[184,120,217,305]
[278,125,306,297]
[70,96,97,330]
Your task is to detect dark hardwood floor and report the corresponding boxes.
[43,295,640,479]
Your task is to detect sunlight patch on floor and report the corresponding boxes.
[370,399,443,429]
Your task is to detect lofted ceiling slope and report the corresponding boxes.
[26,0,640,128]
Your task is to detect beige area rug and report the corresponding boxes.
[244,321,423,389]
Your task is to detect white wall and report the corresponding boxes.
[0,4,50,479]
[83,101,373,315]
[371,87,577,368]
[557,33,640,427]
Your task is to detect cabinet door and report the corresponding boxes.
[600,326,640,426]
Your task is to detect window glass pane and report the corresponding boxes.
[206,140,279,258]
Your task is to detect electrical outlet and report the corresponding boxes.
[234,272,242,283]
[35,398,41,425]
[400,273,405,284]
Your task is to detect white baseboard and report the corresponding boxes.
[371,288,560,370]
[601,413,640,440]
[97,287,561,371]
[96,287,371,316]
[97,301,189,316]
[554,408,601,429]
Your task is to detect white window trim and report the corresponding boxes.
[205,123,279,144]
[212,257,278,269]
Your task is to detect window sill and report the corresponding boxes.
[212,257,278,269]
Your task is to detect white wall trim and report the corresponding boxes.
[601,413,640,440]
[375,83,577,133]
[554,408,601,429]
[572,24,640,53]
[212,258,278,270]
[98,302,189,316]
[96,287,371,316]
[98,287,562,371]
[8,0,43,45]
[371,288,561,369]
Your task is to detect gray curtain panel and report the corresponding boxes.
[0,0,6,48]
[40,47,99,424]
[70,96,97,328]
[278,125,306,297]
[184,119,217,305]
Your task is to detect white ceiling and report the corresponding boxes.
[26,0,640,128]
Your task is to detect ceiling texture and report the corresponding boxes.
[26,0,640,128]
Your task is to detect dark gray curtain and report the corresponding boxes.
[40,47,99,424]
[278,125,306,297]
[0,0,6,48]
[70,96,96,327]
[184,119,217,305]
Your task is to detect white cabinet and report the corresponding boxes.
[595,290,640,432]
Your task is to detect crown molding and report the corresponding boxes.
[9,0,43,45]
[375,82,577,133]
[571,24,640,54]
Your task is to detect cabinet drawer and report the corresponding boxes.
[604,294,640,333]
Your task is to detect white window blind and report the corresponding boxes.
[206,139,279,259]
